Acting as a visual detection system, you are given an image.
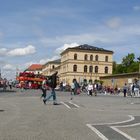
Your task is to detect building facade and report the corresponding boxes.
[42,59,61,76]
[59,44,113,84]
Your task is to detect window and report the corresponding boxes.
[73,65,77,72]
[74,53,77,60]
[89,66,93,73]
[52,65,55,69]
[95,66,98,73]
[90,55,93,61]
[105,56,108,62]
[84,65,87,72]
[95,55,98,61]
[84,54,88,60]
[105,66,108,74]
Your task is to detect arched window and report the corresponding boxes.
[73,65,77,72]
[52,65,55,69]
[95,55,98,61]
[84,54,88,60]
[105,56,108,62]
[90,55,93,61]
[95,66,98,73]
[74,53,77,60]
[105,66,108,74]
[89,66,93,73]
[84,65,87,72]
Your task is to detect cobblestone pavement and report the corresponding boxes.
[0,88,140,140]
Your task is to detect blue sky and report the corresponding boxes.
[0,0,140,79]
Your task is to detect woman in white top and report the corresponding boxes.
[87,82,93,96]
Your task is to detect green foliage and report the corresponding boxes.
[122,53,135,67]
[113,53,139,74]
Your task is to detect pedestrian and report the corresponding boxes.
[73,79,80,95]
[40,79,47,99]
[19,80,24,92]
[87,82,93,96]
[130,83,135,97]
[8,79,13,90]
[43,71,58,105]
[123,83,128,97]
[134,83,139,97]
[70,79,75,100]
[3,78,7,91]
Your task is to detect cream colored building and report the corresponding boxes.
[60,44,113,84]
[42,59,61,76]
[42,44,113,85]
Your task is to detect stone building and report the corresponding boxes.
[42,44,114,85]
[100,72,140,88]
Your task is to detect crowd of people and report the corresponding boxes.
[0,78,14,91]
[122,82,140,97]
[1,74,140,105]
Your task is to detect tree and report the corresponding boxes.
[113,53,139,74]
[122,53,135,67]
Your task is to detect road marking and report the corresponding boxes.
[111,126,136,140]
[69,101,80,108]
[60,101,71,109]
[86,124,108,140]
[60,101,79,109]
[86,115,140,140]
[87,115,134,126]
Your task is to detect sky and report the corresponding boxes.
[0,0,140,80]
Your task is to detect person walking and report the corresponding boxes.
[43,71,58,105]
[8,79,13,90]
[123,83,128,97]
[70,79,75,100]
[73,79,80,95]
[40,79,47,99]
[87,82,93,96]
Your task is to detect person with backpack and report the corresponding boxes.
[43,71,58,105]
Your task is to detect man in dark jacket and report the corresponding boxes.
[43,71,58,105]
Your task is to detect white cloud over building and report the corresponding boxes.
[7,45,36,56]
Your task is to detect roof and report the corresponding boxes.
[44,59,61,65]
[61,44,113,55]
[27,64,43,71]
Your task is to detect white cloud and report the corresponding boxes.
[39,55,60,64]
[133,6,140,11]
[3,64,15,71]
[55,43,79,54]
[7,45,36,56]
[106,17,122,29]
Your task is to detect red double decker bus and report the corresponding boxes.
[16,72,47,89]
